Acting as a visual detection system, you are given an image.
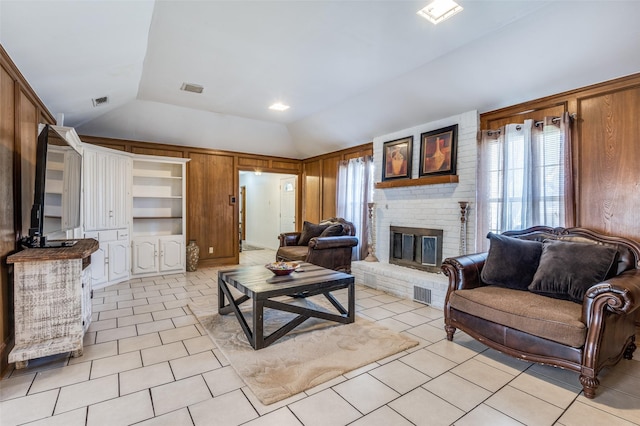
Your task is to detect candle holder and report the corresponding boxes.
[459,201,469,255]
[364,202,378,262]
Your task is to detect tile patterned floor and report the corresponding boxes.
[1,248,639,426]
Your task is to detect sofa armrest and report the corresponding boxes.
[278,232,301,247]
[308,236,358,250]
[582,268,640,324]
[441,253,489,292]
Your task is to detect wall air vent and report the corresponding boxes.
[180,83,204,94]
[413,286,432,305]
[92,96,109,107]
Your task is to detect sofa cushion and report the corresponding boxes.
[276,246,308,262]
[528,240,618,303]
[480,232,543,290]
[319,224,344,237]
[449,286,586,348]
[298,221,330,246]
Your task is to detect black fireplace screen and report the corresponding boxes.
[389,226,443,273]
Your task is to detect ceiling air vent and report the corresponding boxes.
[92,96,109,107]
[180,83,204,94]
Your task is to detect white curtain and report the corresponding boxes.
[476,112,574,251]
[337,156,374,260]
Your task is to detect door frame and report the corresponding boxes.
[240,185,246,241]
[237,170,300,247]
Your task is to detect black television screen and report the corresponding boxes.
[23,125,82,248]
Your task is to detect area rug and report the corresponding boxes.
[188,297,418,405]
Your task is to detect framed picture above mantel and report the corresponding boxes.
[419,124,457,177]
[382,136,412,181]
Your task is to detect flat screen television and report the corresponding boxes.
[22,125,82,248]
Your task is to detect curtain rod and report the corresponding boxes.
[486,113,576,135]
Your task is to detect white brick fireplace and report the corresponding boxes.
[352,110,478,308]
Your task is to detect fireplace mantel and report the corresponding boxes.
[375,174,458,189]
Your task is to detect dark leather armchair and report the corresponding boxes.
[442,226,640,399]
[276,217,358,273]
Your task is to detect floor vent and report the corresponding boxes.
[413,286,431,305]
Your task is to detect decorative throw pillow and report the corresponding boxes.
[319,224,344,237]
[298,221,330,246]
[480,232,543,290]
[528,240,618,303]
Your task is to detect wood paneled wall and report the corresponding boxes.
[80,136,303,267]
[0,45,55,374]
[301,143,373,223]
[480,73,640,242]
[81,136,373,265]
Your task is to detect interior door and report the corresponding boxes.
[280,177,296,233]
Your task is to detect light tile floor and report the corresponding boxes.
[1,248,639,426]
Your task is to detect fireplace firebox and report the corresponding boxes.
[389,226,443,273]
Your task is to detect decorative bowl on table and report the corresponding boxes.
[265,261,299,276]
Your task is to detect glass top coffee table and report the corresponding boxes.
[217,262,355,349]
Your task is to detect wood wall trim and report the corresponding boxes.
[1,45,55,375]
[480,72,640,128]
[302,142,373,163]
[0,44,55,125]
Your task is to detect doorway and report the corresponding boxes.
[280,177,296,234]
[239,171,297,250]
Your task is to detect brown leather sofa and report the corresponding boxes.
[276,217,358,273]
[442,226,640,399]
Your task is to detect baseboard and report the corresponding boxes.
[198,256,239,268]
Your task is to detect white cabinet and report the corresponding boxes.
[132,235,185,275]
[83,145,132,288]
[159,236,184,271]
[80,145,189,281]
[84,147,131,231]
[85,229,130,289]
[130,156,188,277]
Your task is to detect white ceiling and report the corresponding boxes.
[2,1,640,159]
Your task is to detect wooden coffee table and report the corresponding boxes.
[217,262,355,349]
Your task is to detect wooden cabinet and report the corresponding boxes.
[131,156,188,276]
[83,147,131,231]
[7,239,98,368]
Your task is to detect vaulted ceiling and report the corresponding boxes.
[2,1,639,159]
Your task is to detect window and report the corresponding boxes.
[477,114,573,250]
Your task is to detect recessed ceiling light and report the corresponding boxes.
[417,0,463,25]
[180,82,204,94]
[269,102,290,111]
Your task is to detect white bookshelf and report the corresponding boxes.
[131,156,189,276]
